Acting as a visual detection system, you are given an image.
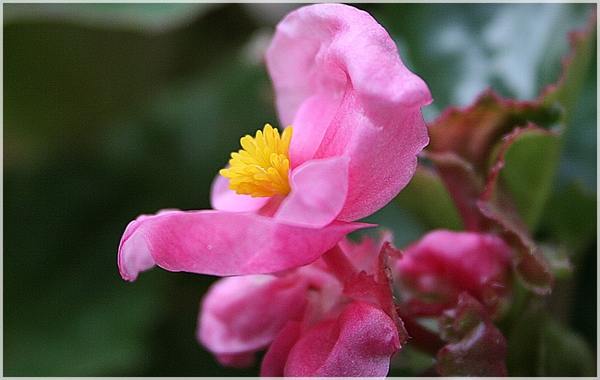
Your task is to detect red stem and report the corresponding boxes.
[397,310,446,357]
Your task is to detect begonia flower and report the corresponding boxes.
[395,229,513,318]
[197,265,335,368]
[118,3,431,279]
[198,234,407,377]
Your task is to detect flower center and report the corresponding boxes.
[219,124,292,198]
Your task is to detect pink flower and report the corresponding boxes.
[118,3,431,280]
[197,270,322,368]
[395,230,513,318]
[262,301,400,377]
[198,234,407,376]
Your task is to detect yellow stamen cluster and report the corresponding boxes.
[220,124,292,198]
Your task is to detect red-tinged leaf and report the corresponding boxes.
[541,9,597,122]
[424,151,492,232]
[437,293,508,376]
[479,126,554,295]
[423,90,561,233]
[427,90,560,175]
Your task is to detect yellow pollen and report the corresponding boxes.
[220,124,292,198]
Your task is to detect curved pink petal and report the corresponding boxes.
[267,4,432,120]
[210,172,270,212]
[334,103,429,221]
[118,209,180,281]
[118,209,372,279]
[266,4,432,221]
[286,93,342,167]
[260,321,302,377]
[284,301,401,377]
[198,274,308,363]
[118,223,155,281]
[274,156,350,228]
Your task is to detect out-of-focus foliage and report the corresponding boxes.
[4,3,596,376]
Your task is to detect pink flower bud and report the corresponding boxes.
[396,230,513,318]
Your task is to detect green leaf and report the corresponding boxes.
[479,129,555,295]
[542,12,597,125]
[500,127,562,231]
[502,291,595,376]
[539,318,596,376]
[419,91,560,232]
[540,181,597,255]
[395,166,464,231]
[504,295,547,376]
[557,57,597,191]
[542,11,597,196]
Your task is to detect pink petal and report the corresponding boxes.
[338,228,394,272]
[284,301,401,377]
[266,4,432,221]
[267,4,432,127]
[274,156,350,228]
[213,352,255,368]
[286,93,342,167]
[210,172,269,212]
[118,209,179,281]
[198,274,308,362]
[309,88,429,221]
[396,230,513,317]
[260,321,302,377]
[118,209,371,279]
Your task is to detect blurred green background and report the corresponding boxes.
[4,3,596,376]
